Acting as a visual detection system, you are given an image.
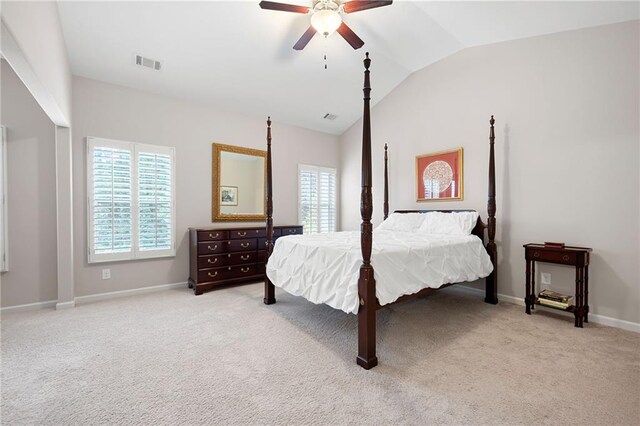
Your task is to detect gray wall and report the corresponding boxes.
[339,21,639,324]
[72,76,340,297]
[0,60,58,307]
[1,0,72,122]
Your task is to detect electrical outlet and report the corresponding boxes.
[541,272,551,287]
[102,269,111,280]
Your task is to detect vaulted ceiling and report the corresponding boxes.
[57,1,639,134]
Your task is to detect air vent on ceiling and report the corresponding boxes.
[323,113,338,121]
[135,55,161,71]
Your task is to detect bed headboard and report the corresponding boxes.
[393,209,487,242]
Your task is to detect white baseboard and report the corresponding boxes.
[0,299,57,314]
[74,281,186,305]
[1,282,187,314]
[451,285,640,333]
[56,300,75,310]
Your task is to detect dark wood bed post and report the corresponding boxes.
[357,53,378,370]
[383,143,389,221]
[264,117,276,305]
[485,115,498,304]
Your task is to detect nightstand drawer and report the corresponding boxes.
[529,249,576,265]
[197,230,228,242]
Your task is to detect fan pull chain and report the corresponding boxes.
[322,36,328,70]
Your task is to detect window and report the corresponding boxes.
[298,164,337,234]
[0,126,7,272]
[87,137,175,263]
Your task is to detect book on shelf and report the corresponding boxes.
[544,241,565,249]
[539,289,572,303]
[537,298,570,310]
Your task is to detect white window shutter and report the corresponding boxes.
[136,145,175,258]
[87,137,175,263]
[88,141,133,262]
[299,165,337,234]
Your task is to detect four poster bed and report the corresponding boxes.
[262,53,498,370]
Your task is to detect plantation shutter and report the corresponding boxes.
[89,141,133,262]
[87,137,175,263]
[137,145,174,257]
[299,165,337,234]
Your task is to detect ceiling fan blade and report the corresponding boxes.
[343,1,393,14]
[259,1,310,13]
[293,26,317,50]
[336,22,364,50]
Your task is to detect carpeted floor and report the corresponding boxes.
[1,283,639,425]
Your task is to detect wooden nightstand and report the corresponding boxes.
[523,243,592,328]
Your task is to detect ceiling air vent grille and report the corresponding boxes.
[135,55,161,71]
[323,113,338,121]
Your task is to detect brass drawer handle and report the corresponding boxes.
[238,231,247,237]
[207,271,218,278]
[241,267,250,273]
[533,251,540,258]
[241,255,250,261]
[207,244,218,251]
[208,232,219,239]
[288,229,296,234]
[207,258,218,264]
[563,255,570,261]
[241,242,250,248]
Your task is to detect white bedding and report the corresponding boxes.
[266,230,493,314]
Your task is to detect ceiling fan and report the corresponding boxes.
[259,0,393,50]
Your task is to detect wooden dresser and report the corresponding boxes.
[188,225,302,295]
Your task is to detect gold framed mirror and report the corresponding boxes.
[212,143,267,222]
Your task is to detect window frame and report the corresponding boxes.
[86,136,176,263]
[0,126,8,272]
[298,163,338,234]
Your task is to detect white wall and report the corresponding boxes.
[339,21,639,324]
[72,76,340,297]
[1,0,72,124]
[0,60,57,307]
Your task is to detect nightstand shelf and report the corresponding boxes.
[523,243,592,328]
[534,299,575,313]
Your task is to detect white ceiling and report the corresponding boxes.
[57,1,639,135]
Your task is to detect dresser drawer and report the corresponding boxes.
[227,239,257,252]
[280,227,303,236]
[528,249,576,265]
[197,267,226,283]
[257,250,267,262]
[229,228,266,239]
[258,236,281,249]
[198,241,226,254]
[226,264,263,280]
[197,230,228,242]
[199,264,263,282]
[198,251,259,269]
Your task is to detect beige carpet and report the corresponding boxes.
[1,283,639,425]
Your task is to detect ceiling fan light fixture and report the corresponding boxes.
[311,9,342,37]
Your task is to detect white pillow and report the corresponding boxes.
[418,211,479,236]
[376,212,426,232]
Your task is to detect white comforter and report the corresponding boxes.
[266,230,493,314]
